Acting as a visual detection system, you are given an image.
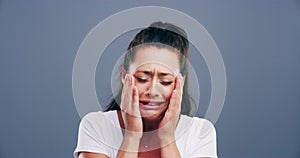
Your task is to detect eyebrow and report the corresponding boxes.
[135,70,174,77]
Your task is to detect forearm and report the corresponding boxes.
[116,136,140,158]
[160,141,181,158]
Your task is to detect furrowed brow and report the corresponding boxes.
[135,70,152,75]
[135,70,174,77]
[159,72,174,76]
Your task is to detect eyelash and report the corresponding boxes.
[161,81,173,85]
[136,78,173,85]
[136,78,148,83]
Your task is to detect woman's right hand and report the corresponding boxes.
[120,74,143,139]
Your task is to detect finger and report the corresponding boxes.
[131,75,140,116]
[167,90,178,114]
[127,75,134,105]
[121,74,129,109]
[175,74,184,92]
[123,75,137,117]
[180,74,185,89]
[132,86,140,116]
[174,76,182,108]
[121,74,133,111]
[166,76,183,116]
[177,75,183,114]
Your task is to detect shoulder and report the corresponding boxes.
[74,111,118,158]
[181,115,217,138]
[81,110,116,122]
[81,111,101,121]
[180,116,218,157]
[192,117,216,135]
[79,110,117,130]
[80,111,102,126]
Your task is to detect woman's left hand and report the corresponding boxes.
[158,74,184,145]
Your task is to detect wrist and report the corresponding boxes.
[160,141,181,158]
[159,135,175,146]
[120,134,141,153]
[124,131,143,140]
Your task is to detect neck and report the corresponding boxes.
[142,111,165,132]
[142,116,162,132]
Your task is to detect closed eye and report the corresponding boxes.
[161,81,173,85]
[136,77,148,83]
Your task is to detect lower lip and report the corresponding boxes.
[139,102,165,110]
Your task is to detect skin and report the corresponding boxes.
[79,46,211,158]
[126,46,181,121]
[117,46,183,157]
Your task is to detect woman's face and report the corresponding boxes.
[127,46,180,119]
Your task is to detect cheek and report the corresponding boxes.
[134,82,148,96]
[163,85,175,99]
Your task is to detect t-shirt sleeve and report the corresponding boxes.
[190,119,218,158]
[73,112,111,158]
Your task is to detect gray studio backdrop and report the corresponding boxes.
[0,0,299,158]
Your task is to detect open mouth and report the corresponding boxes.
[139,100,166,109]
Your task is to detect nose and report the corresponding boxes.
[146,78,162,98]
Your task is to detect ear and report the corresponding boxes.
[121,67,126,84]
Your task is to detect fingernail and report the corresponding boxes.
[125,74,129,82]
[131,76,134,85]
[129,75,132,85]
[180,74,184,80]
[180,74,184,85]
[178,75,182,85]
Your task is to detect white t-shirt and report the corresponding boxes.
[73,110,218,158]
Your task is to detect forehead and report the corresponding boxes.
[134,64,175,76]
[130,46,180,74]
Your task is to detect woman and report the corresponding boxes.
[74,22,218,158]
